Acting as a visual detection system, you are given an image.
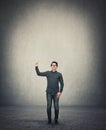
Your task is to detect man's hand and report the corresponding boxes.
[57,92,61,98]
[35,62,39,67]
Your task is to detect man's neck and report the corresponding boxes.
[51,70,57,72]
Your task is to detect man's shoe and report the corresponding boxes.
[48,120,51,124]
[55,119,59,124]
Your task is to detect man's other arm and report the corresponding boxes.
[59,73,64,93]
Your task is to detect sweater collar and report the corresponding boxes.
[51,70,57,73]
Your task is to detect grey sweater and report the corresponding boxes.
[35,66,64,95]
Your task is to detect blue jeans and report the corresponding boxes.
[46,93,59,121]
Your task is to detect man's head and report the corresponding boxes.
[51,61,58,72]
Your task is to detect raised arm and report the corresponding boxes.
[35,62,48,76]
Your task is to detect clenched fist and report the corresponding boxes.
[35,62,39,67]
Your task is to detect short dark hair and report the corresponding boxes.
[51,61,58,67]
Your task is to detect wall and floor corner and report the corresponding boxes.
[0,0,106,107]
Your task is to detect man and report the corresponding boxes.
[35,61,64,124]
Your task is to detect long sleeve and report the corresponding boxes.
[35,66,48,77]
[59,74,64,93]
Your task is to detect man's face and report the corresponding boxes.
[51,63,58,71]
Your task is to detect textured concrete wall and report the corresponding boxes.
[0,0,105,106]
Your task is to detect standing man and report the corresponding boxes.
[35,61,64,124]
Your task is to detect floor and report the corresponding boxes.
[0,106,106,130]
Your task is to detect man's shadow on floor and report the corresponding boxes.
[23,119,69,128]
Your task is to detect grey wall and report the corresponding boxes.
[0,0,105,106]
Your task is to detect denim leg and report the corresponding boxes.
[46,93,52,121]
[53,94,59,120]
